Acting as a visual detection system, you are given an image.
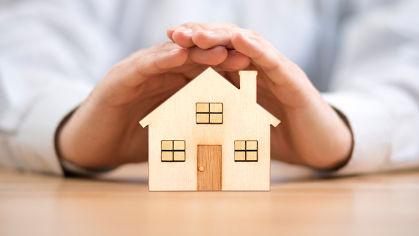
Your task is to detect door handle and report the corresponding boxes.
[198,167,204,172]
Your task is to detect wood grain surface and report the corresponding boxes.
[197,145,222,191]
[1,165,419,236]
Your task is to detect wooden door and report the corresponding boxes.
[197,145,222,191]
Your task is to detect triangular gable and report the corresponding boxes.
[140,67,280,127]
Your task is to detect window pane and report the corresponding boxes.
[162,151,173,161]
[234,151,246,161]
[209,114,222,124]
[174,140,185,150]
[196,103,209,112]
[246,151,258,161]
[162,141,173,150]
[235,141,246,150]
[210,103,222,112]
[174,151,185,161]
[246,141,258,151]
[197,114,209,123]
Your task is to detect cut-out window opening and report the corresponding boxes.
[234,141,258,162]
[161,140,185,162]
[196,103,223,124]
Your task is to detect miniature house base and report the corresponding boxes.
[140,68,280,191]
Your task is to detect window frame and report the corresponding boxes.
[196,102,223,124]
[234,140,258,162]
[161,140,186,162]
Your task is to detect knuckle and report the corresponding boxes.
[250,30,262,38]
[161,41,173,49]
[183,22,206,30]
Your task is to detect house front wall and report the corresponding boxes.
[147,70,273,191]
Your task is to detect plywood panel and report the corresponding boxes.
[197,145,222,191]
[209,114,222,124]
[210,103,223,112]
[173,152,185,161]
[141,68,280,191]
[246,141,258,150]
[196,103,209,112]
[234,151,246,161]
[161,141,173,150]
[196,114,209,123]
[173,141,185,150]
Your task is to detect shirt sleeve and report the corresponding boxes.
[322,0,419,175]
[0,0,121,175]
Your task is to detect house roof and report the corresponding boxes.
[139,67,280,128]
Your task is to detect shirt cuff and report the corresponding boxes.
[12,85,92,176]
[321,90,392,175]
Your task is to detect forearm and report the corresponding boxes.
[272,94,352,170]
[58,95,148,168]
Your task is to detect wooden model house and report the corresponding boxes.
[140,67,280,191]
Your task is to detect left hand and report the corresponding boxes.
[167,23,353,170]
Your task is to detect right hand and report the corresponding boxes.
[57,35,251,168]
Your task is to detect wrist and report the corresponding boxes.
[283,96,353,170]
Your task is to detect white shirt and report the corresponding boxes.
[0,0,418,179]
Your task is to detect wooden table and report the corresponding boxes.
[1,164,418,236]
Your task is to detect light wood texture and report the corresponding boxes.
[235,140,246,150]
[197,145,222,191]
[140,68,280,191]
[162,140,172,150]
[196,103,209,112]
[173,140,185,150]
[209,113,222,123]
[196,113,209,123]
[161,151,173,161]
[210,103,223,112]
[1,167,419,236]
[246,141,257,150]
[173,151,185,161]
[234,151,246,161]
[247,151,258,161]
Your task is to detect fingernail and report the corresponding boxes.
[240,33,250,39]
[183,28,193,35]
[170,49,180,54]
[169,26,185,30]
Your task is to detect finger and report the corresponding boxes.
[172,28,195,48]
[187,46,228,65]
[231,32,303,87]
[166,26,186,41]
[168,22,238,48]
[192,28,237,49]
[114,44,188,87]
[217,50,251,71]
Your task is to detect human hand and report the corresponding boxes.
[57,40,250,168]
[167,23,353,169]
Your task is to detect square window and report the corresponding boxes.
[196,113,209,124]
[162,151,173,161]
[174,152,185,161]
[196,103,209,112]
[174,140,185,150]
[196,103,223,124]
[210,114,222,124]
[234,140,258,162]
[161,140,185,162]
[210,103,223,113]
[246,151,258,161]
[234,151,246,161]
[162,140,173,151]
[234,141,246,150]
[246,141,258,151]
